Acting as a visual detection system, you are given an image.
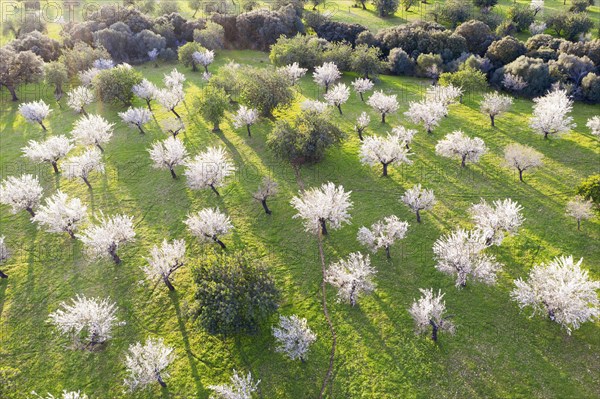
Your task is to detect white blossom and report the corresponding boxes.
[425,84,463,107]
[530,0,544,14]
[192,49,215,73]
[163,68,186,91]
[32,191,87,238]
[148,136,188,179]
[480,92,513,127]
[390,125,417,149]
[502,73,528,91]
[511,255,599,334]
[354,111,370,140]
[148,48,159,61]
[142,239,185,290]
[300,99,329,113]
[433,228,502,288]
[409,288,455,341]
[401,184,436,223]
[19,99,51,130]
[67,86,95,115]
[469,198,524,246]
[48,294,118,348]
[503,143,543,181]
[279,62,307,85]
[93,58,114,70]
[132,79,158,111]
[290,182,352,235]
[530,89,576,139]
[566,195,594,230]
[351,78,374,101]
[325,252,376,306]
[435,130,487,167]
[77,213,135,263]
[324,83,350,115]
[357,215,409,258]
[272,315,317,361]
[31,390,89,399]
[586,116,600,137]
[78,68,100,87]
[404,100,447,134]
[183,146,235,195]
[124,338,175,390]
[62,148,105,189]
[359,131,412,176]
[253,177,278,214]
[313,62,341,92]
[155,88,185,119]
[119,107,152,134]
[0,174,43,217]
[529,21,546,34]
[208,370,260,399]
[22,135,74,173]
[232,105,259,137]
[71,114,114,152]
[367,91,399,123]
[184,207,233,249]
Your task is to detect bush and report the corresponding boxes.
[416,53,443,78]
[580,72,600,103]
[178,41,205,71]
[454,20,493,55]
[351,44,385,78]
[495,21,517,37]
[486,36,527,66]
[507,5,536,32]
[439,67,488,98]
[546,12,594,41]
[270,34,325,68]
[197,85,229,131]
[576,174,600,204]
[192,252,279,335]
[387,47,415,75]
[492,56,552,97]
[559,39,600,65]
[194,21,225,50]
[473,0,497,8]
[9,31,61,62]
[235,5,305,51]
[240,67,295,116]
[323,41,354,71]
[314,20,367,45]
[94,64,143,106]
[570,0,590,13]
[373,0,400,17]
[438,0,471,28]
[59,42,111,77]
[526,34,564,52]
[549,53,594,85]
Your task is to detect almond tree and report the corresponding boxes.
[566,195,594,231]
[352,77,374,101]
[22,135,74,174]
[502,73,528,92]
[19,99,51,131]
[192,49,215,73]
[48,294,118,349]
[425,84,462,106]
[300,99,329,113]
[480,92,513,127]
[433,229,502,288]
[156,88,185,119]
[124,338,175,389]
[511,255,599,334]
[401,184,436,223]
[32,191,87,238]
[354,112,370,141]
[367,91,398,123]
[71,114,114,152]
[78,213,135,264]
[208,370,260,399]
[0,236,9,278]
[272,315,317,362]
[232,105,259,137]
[253,177,278,215]
[359,131,412,176]
[163,68,186,91]
[313,62,341,93]
[325,252,376,306]
[0,174,43,217]
[290,182,352,235]
[280,62,307,85]
[63,148,105,189]
[185,207,233,249]
[67,86,94,116]
[148,137,188,179]
[162,117,185,138]
[357,215,409,258]
[404,100,446,134]
[530,89,576,139]
[31,390,89,399]
[132,79,157,111]
[586,115,600,137]
[324,83,350,115]
[469,198,524,246]
[391,126,417,149]
[143,239,186,291]
[503,143,543,182]
[435,130,487,167]
[184,146,235,196]
[119,107,152,134]
[409,288,455,342]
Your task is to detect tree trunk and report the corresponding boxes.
[82,176,92,190]
[320,219,328,236]
[209,184,220,196]
[385,246,391,259]
[7,85,18,101]
[261,199,272,215]
[382,162,389,176]
[430,320,438,342]
[357,128,364,141]
[67,229,76,239]
[39,121,47,131]
[325,83,329,93]
[171,108,181,119]
[192,62,198,72]
[349,282,357,307]
[337,104,343,115]
[81,108,88,117]
[213,122,220,132]
[163,274,175,291]
[109,247,121,264]
[146,99,152,112]
[416,209,421,223]
[213,236,226,249]
[461,155,467,167]
[427,127,432,134]
[490,114,495,127]
[169,166,177,179]
[381,113,386,124]
[26,207,35,217]
[544,131,549,139]
[204,65,209,74]
[96,143,104,153]
[157,373,167,388]
[0,270,7,278]
[51,161,59,174]
[518,169,524,182]
[577,219,581,231]
[137,125,145,134]
[362,1,366,9]
[246,124,251,137]
[359,92,364,101]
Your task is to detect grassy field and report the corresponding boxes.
[0,48,599,398]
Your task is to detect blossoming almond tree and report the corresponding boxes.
[192,49,215,73]
[435,130,487,167]
[324,83,350,115]
[367,91,398,123]
[77,213,135,264]
[586,115,600,137]
[565,195,594,230]
[401,184,436,223]
[351,77,374,101]
[163,68,186,91]
[132,79,157,111]
[359,131,413,176]
[272,315,317,362]
[124,338,175,390]
[391,126,417,149]
[156,88,185,119]
[232,105,259,137]
[404,100,447,134]
[279,62,307,85]
[290,182,352,235]
[409,288,455,342]
[425,84,462,106]
[354,112,370,141]
[503,143,543,182]
[143,239,186,291]
[529,89,576,139]
[63,148,105,189]
[253,177,278,215]
[22,135,74,174]
[511,256,599,334]
[148,136,188,179]
[67,86,94,116]
[469,198,525,246]
[119,107,152,134]
[0,236,9,278]
[480,92,513,127]
[184,207,233,249]
[0,174,43,217]
[208,370,260,399]
[184,146,235,196]
[301,99,329,113]
[32,191,87,238]
[162,117,185,138]
[357,215,409,258]
[71,114,114,152]
[19,99,51,131]
[325,252,377,306]
[313,62,341,93]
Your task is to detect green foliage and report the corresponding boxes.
[581,72,600,103]
[197,85,230,131]
[94,65,143,106]
[194,21,225,50]
[416,53,442,77]
[0,367,20,399]
[569,0,590,13]
[44,61,69,97]
[59,42,111,77]
[507,5,536,33]
[486,36,527,66]
[0,47,43,101]
[387,47,415,76]
[350,44,385,79]
[546,12,594,41]
[438,0,471,28]
[178,41,205,71]
[209,61,243,101]
[372,0,399,17]
[473,0,497,8]
[270,34,324,69]
[493,56,553,97]
[577,174,600,204]
[239,67,295,116]
[439,67,488,96]
[454,20,493,55]
[192,252,279,335]
[323,41,353,71]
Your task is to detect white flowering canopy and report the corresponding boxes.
[359,131,413,176]
[272,314,317,361]
[132,79,158,103]
[529,89,576,138]
[324,83,350,113]
[155,87,185,115]
[62,148,105,186]
[301,99,329,113]
[19,99,51,128]
[529,21,546,35]
[163,68,186,91]
[433,228,502,287]
[143,239,186,289]
[391,126,417,147]
[351,77,374,99]
[404,100,447,133]
[149,136,188,178]
[401,184,436,223]
[425,84,463,106]
[503,143,543,181]
[32,191,87,237]
[279,62,307,85]
[184,207,233,246]
[233,105,259,135]
[313,62,341,91]
[357,215,409,257]
[78,68,100,87]
[565,195,594,229]
[325,252,377,306]
[22,135,74,172]
[367,91,399,123]
[409,288,455,339]
[48,294,118,347]
[586,115,600,137]
[67,86,95,114]
[71,114,114,151]
[469,198,525,246]
[124,338,175,390]
[0,174,43,215]
[184,146,235,194]
[435,130,487,167]
[208,370,260,399]
[77,213,135,262]
[480,92,513,126]
[512,256,600,334]
[0,235,8,263]
[290,182,353,235]
[192,49,215,71]
[118,107,152,132]
[502,73,528,91]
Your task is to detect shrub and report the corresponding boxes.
[235,5,305,51]
[546,12,594,41]
[9,31,61,62]
[473,0,497,8]
[194,21,225,50]
[178,41,205,71]
[559,39,600,65]
[314,20,367,45]
[454,20,493,55]
[486,36,527,66]
[580,72,600,103]
[351,44,385,79]
[492,56,552,97]
[59,42,111,77]
[549,53,594,85]
[507,5,536,33]
[416,53,442,78]
[323,41,353,71]
[239,67,295,116]
[373,0,400,17]
[270,34,324,68]
[387,47,415,75]
[94,64,143,106]
[438,67,487,98]
[570,0,590,13]
[438,0,471,28]
[576,174,600,204]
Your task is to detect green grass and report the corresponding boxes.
[0,49,599,398]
